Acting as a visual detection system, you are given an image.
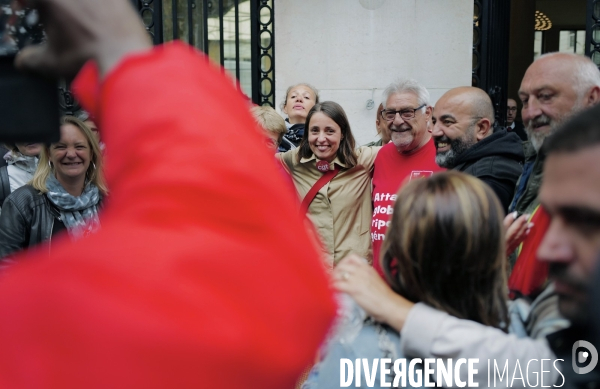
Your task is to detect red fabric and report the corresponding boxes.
[371,141,442,276]
[299,166,340,215]
[508,205,551,298]
[277,162,298,199]
[0,43,335,389]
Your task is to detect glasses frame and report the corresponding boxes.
[381,104,427,121]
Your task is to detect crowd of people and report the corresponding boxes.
[0,0,599,388]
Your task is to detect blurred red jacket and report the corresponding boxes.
[0,42,335,389]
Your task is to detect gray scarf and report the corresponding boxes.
[4,151,38,175]
[45,174,101,239]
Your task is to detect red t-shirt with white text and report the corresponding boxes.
[371,140,442,276]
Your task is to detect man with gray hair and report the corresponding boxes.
[512,52,600,217]
[370,78,442,275]
[431,86,523,211]
[508,52,600,298]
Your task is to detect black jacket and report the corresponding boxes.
[509,121,528,141]
[0,145,8,168]
[452,129,524,212]
[0,185,62,259]
[278,122,304,152]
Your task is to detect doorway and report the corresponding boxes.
[507,0,587,119]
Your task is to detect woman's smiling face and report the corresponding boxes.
[50,123,91,184]
[308,112,342,163]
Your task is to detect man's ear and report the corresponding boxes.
[475,118,492,141]
[375,118,382,135]
[424,106,433,122]
[585,85,600,107]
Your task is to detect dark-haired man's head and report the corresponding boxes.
[519,53,600,153]
[538,104,600,325]
[506,99,518,126]
[432,86,495,168]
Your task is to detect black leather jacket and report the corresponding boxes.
[0,185,62,259]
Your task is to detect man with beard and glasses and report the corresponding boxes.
[507,53,600,299]
[370,79,442,276]
[511,53,600,218]
[431,86,523,212]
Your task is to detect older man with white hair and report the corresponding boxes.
[370,78,442,274]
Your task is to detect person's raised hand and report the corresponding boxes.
[15,0,152,78]
[504,211,532,256]
[333,254,414,332]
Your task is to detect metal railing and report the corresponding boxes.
[586,0,600,69]
[472,0,510,127]
[132,0,274,106]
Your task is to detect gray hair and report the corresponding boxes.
[381,78,430,111]
[538,52,600,99]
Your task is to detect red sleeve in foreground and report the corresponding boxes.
[0,42,335,389]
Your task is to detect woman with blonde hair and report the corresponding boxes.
[250,105,287,152]
[0,116,107,260]
[304,171,509,387]
[278,83,319,152]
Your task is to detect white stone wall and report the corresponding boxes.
[275,0,473,145]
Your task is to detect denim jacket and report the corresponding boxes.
[303,295,423,389]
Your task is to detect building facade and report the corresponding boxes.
[131,0,600,144]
